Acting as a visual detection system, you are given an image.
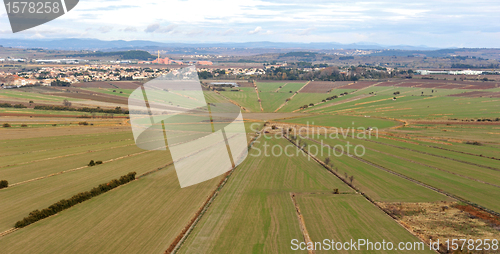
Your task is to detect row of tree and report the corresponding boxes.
[14,172,136,228]
[0,103,27,108]
[34,105,128,114]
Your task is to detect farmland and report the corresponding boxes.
[1,76,499,253]
[296,195,436,253]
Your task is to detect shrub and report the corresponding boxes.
[0,180,8,189]
[3,123,11,128]
[21,124,28,127]
[52,124,57,126]
[29,100,34,103]
[465,141,482,146]
[88,160,95,166]
[324,157,331,165]
[13,104,27,108]
[95,161,103,165]
[63,99,72,107]
[78,122,89,126]
[0,103,13,108]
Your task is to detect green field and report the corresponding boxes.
[81,88,134,97]
[0,166,223,254]
[312,135,500,213]
[258,92,293,112]
[0,89,78,102]
[277,114,399,129]
[306,87,500,120]
[220,87,261,112]
[277,93,333,112]
[297,194,435,253]
[1,79,499,253]
[178,137,353,253]
[255,82,287,92]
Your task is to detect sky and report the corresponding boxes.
[1,0,499,48]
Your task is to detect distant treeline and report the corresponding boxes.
[15,172,136,228]
[51,80,71,87]
[259,66,389,81]
[0,103,27,108]
[34,105,129,114]
[62,50,153,60]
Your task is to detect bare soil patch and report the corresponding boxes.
[379,202,500,253]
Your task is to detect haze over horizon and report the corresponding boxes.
[1,0,499,48]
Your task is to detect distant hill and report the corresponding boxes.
[60,50,154,60]
[0,38,437,51]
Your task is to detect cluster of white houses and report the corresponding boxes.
[416,69,485,75]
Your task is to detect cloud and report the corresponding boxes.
[298,27,316,36]
[185,29,205,36]
[123,27,138,32]
[2,0,500,47]
[221,28,236,36]
[144,23,160,33]
[98,26,113,33]
[144,23,177,33]
[248,26,262,35]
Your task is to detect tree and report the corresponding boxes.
[88,160,95,166]
[349,175,354,184]
[324,157,331,166]
[63,99,72,107]
[0,180,8,189]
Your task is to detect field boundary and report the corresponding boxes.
[169,132,262,254]
[254,81,264,112]
[290,193,315,254]
[300,94,373,112]
[304,137,500,218]
[362,135,500,172]
[282,134,437,252]
[274,81,310,112]
[7,149,154,188]
[336,138,500,188]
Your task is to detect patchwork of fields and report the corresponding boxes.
[1,78,499,253]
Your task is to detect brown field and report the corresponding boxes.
[44,87,128,105]
[0,112,128,118]
[300,81,350,93]
[379,201,500,252]
[72,81,143,89]
[449,91,500,98]
[375,79,499,89]
[0,122,130,140]
[338,81,377,89]
[255,80,304,83]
